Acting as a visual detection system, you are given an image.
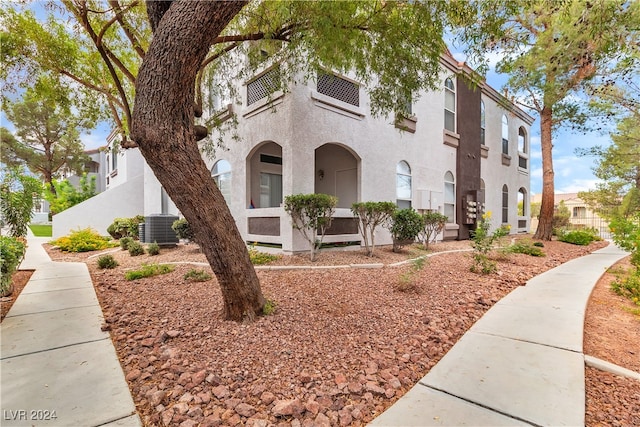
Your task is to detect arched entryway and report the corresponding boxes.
[314,143,360,208]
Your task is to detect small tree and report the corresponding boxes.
[284,194,337,262]
[44,174,96,215]
[351,201,397,257]
[388,208,423,252]
[0,167,42,237]
[419,211,448,249]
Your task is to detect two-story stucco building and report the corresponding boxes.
[54,52,534,252]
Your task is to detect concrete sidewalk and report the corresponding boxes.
[370,243,630,426]
[1,233,140,426]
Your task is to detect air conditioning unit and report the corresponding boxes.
[142,214,179,245]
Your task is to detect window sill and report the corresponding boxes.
[501,153,511,166]
[210,104,234,123]
[394,115,417,133]
[242,91,285,119]
[110,170,118,178]
[311,91,364,120]
[480,144,489,158]
[443,129,460,148]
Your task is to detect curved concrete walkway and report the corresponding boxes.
[1,232,140,426]
[370,243,631,426]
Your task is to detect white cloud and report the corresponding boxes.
[557,178,601,194]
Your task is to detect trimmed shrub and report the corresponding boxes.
[51,228,115,252]
[284,193,337,261]
[97,254,119,269]
[558,230,600,246]
[125,263,175,281]
[172,218,195,241]
[127,241,145,256]
[388,208,423,252]
[533,241,545,247]
[1,236,26,296]
[351,201,397,257]
[147,242,160,256]
[506,240,545,257]
[419,211,448,249]
[183,269,212,282]
[120,237,133,250]
[107,215,145,239]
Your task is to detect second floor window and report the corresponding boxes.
[501,114,509,155]
[444,78,456,132]
[480,100,486,145]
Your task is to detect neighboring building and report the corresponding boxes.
[53,51,534,251]
[530,193,610,237]
[52,131,147,238]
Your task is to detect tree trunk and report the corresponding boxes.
[131,1,265,321]
[534,106,555,241]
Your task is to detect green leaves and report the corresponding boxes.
[284,193,337,261]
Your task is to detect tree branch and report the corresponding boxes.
[108,0,146,59]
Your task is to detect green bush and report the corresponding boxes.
[183,268,212,282]
[351,201,397,257]
[248,246,280,265]
[1,236,26,295]
[388,208,423,252]
[51,228,115,252]
[263,299,277,315]
[284,193,337,261]
[97,254,119,269]
[172,218,195,241]
[120,237,133,250]
[557,230,600,246]
[125,263,175,281]
[127,241,145,256]
[147,242,160,256]
[107,215,145,239]
[419,211,448,249]
[611,268,640,307]
[0,167,42,238]
[506,240,545,257]
[533,241,545,247]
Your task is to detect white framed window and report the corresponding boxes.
[518,127,528,169]
[396,161,412,209]
[444,78,456,132]
[444,171,455,223]
[501,115,509,155]
[111,145,118,171]
[211,160,232,205]
[502,184,509,223]
[259,173,282,208]
[518,188,526,216]
[480,100,486,145]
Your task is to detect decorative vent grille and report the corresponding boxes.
[518,220,527,228]
[317,73,359,107]
[247,68,280,106]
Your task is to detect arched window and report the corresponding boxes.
[396,161,412,209]
[501,115,509,155]
[518,127,527,153]
[212,160,232,205]
[480,100,486,145]
[502,184,509,223]
[444,78,456,132]
[444,171,455,223]
[518,188,526,216]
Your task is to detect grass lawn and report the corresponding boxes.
[29,224,52,237]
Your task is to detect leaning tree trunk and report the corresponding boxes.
[534,105,555,241]
[131,1,265,321]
